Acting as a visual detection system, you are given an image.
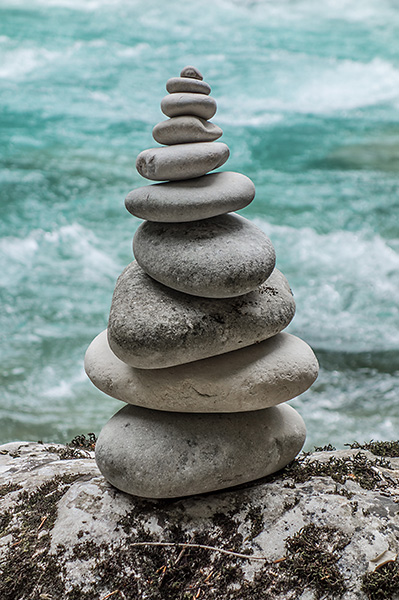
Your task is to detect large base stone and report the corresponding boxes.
[107,261,295,369]
[85,330,319,412]
[133,213,276,298]
[95,403,306,498]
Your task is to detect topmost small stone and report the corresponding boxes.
[180,65,203,80]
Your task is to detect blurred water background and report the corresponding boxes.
[1,0,398,449]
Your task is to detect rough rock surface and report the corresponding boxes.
[133,213,276,298]
[107,262,296,369]
[161,93,217,120]
[136,142,229,181]
[125,171,255,222]
[2,441,399,600]
[152,115,222,145]
[85,331,319,412]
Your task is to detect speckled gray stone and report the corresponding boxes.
[85,330,319,412]
[125,172,255,222]
[161,93,217,120]
[133,213,276,298]
[107,261,295,369]
[180,65,203,80]
[166,77,211,95]
[152,116,222,145]
[95,403,306,498]
[136,142,229,181]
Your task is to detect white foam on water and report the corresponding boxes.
[254,217,399,352]
[0,46,62,79]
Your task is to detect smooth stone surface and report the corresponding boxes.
[152,116,222,145]
[133,213,276,298]
[180,65,203,80]
[107,261,295,369]
[95,403,306,498]
[85,330,319,412]
[136,142,229,181]
[161,93,217,120]
[166,77,211,95]
[125,171,255,222]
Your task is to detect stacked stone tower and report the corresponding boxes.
[85,66,319,499]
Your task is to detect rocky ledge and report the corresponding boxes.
[1,439,399,600]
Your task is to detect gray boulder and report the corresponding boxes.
[125,171,255,222]
[133,213,276,298]
[85,330,319,412]
[107,261,295,369]
[152,115,222,145]
[161,93,217,120]
[166,77,211,95]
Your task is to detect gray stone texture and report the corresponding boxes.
[180,65,203,79]
[95,403,306,498]
[107,261,296,369]
[136,142,229,181]
[161,93,217,120]
[166,77,211,95]
[152,115,222,145]
[2,442,399,599]
[133,213,276,298]
[125,171,255,222]
[85,330,319,412]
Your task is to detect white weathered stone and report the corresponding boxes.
[136,142,229,181]
[107,261,295,369]
[95,403,306,498]
[161,93,217,120]
[152,116,222,145]
[133,213,276,298]
[166,77,211,95]
[2,442,398,599]
[85,331,319,412]
[125,171,255,222]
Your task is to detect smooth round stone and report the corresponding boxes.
[95,403,306,498]
[166,77,211,95]
[85,331,319,413]
[107,261,295,369]
[152,116,222,145]
[125,171,255,222]
[180,65,203,80]
[136,142,229,181]
[161,93,217,120]
[133,213,276,298]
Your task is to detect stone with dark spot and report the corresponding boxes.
[107,261,295,369]
[180,65,203,80]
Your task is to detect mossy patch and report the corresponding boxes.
[362,559,399,599]
[346,440,399,458]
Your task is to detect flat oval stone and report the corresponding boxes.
[85,331,319,412]
[125,171,255,222]
[161,93,217,120]
[153,116,222,145]
[166,77,211,95]
[133,213,276,298]
[107,261,295,369]
[95,403,306,498]
[136,142,229,181]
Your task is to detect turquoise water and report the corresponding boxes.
[1,0,398,449]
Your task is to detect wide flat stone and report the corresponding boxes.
[136,142,229,181]
[166,77,211,95]
[153,116,222,145]
[161,93,217,120]
[95,403,306,498]
[107,261,295,369]
[85,330,319,412]
[125,171,255,222]
[133,213,276,298]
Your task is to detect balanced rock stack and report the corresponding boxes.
[85,66,319,499]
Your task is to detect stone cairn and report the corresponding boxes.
[85,66,319,499]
